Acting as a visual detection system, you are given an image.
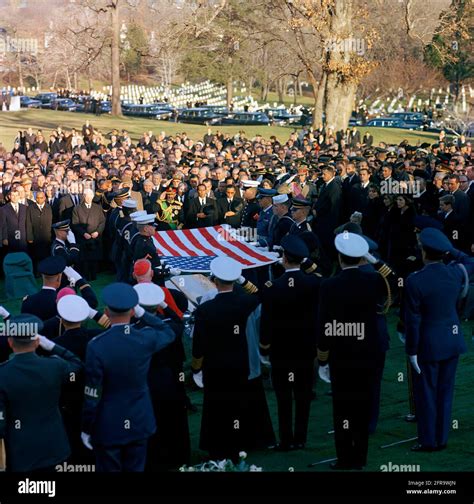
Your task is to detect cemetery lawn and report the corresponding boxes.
[0,272,472,472]
[0,109,445,149]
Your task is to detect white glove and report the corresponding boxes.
[409,355,421,375]
[318,364,331,383]
[259,354,271,366]
[67,230,76,244]
[237,275,246,285]
[134,304,145,318]
[272,245,283,252]
[38,335,55,351]
[158,301,168,310]
[364,253,378,265]
[88,308,98,319]
[0,306,10,319]
[169,267,181,276]
[64,266,82,285]
[81,432,93,450]
[397,331,406,344]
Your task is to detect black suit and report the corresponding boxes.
[21,287,58,321]
[217,197,244,228]
[260,270,321,447]
[59,194,80,221]
[349,182,370,214]
[451,189,470,224]
[185,197,217,228]
[314,179,342,258]
[317,268,387,468]
[141,191,159,214]
[26,203,53,266]
[47,196,61,223]
[0,203,28,252]
[71,202,106,280]
[441,210,466,250]
[342,174,361,219]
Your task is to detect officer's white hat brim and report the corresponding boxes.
[334,232,369,257]
[133,283,165,307]
[130,210,147,221]
[273,194,289,204]
[210,256,242,282]
[122,199,138,209]
[57,295,90,323]
[135,214,156,225]
[242,180,260,188]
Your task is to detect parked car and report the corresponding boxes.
[34,92,58,108]
[201,105,230,116]
[19,96,41,108]
[220,112,270,126]
[49,98,79,111]
[263,108,301,125]
[177,108,222,125]
[366,118,407,128]
[123,104,173,120]
[389,112,425,122]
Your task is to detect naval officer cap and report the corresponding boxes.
[133,283,165,307]
[7,314,44,340]
[242,180,260,188]
[57,295,90,323]
[281,235,309,260]
[122,199,138,209]
[257,188,278,199]
[291,197,311,208]
[418,227,454,253]
[335,232,369,258]
[135,214,157,225]
[130,210,147,221]
[210,256,242,282]
[113,188,130,200]
[38,256,67,276]
[52,219,71,231]
[102,282,139,312]
[273,194,289,204]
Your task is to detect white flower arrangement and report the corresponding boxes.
[179,452,263,472]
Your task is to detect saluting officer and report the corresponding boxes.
[81,283,175,472]
[0,315,83,472]
[405,228,474,452]
[260,235,321,451]
[132,213,163,278]
[21,256,67,321]
[240,180,261,229]
[51,220,80,267]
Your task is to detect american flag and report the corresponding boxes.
[153,225,278,273]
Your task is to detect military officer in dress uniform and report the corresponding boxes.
[107,188,131,272]
[0,315,83,472]
[111,198,138,281]
[317,233,389,470]
[288,197,313,235]
[21,256,67,321]
[260,235,321,451]
[240,180,261,229]
[270,194,294,249]
[81,283,176,472]
[256,188,277,247]
[51,220,80,267]
[405,228,474,452]
[132,213,163,281]
[192,257,260,461]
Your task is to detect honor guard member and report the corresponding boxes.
[111,198,138,281]
[288,198,313,235]
[317,233,389,470]
[0,315,83,472]
[133,283,190,471]
[256,188,277,247]
[21,256,67,321]
[55,295,104,463]
[240,180,261,229]
[132,213,163,280]
[106,189,130,258]
[192,257,260,461]
[51,220,80,267]
[405,228,474,452]
[260,235,321,451]
[269,194,294,249]
[81,283,176,472]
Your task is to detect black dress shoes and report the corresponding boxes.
[272,443,294,452]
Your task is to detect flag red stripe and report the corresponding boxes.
[183,229,216,256]
[215,226,274,263]
[165,230,195,256]
[154,232,180,256]
[199,227,253,266]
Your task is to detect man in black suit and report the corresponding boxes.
[71,189,106,280]
[313,165,342,260]
[349,167,370,215]
[260,235,321,451]
[217,185,244,228]
[26,190,53,269]
[141,179,160,214]
[317,233,388,470]
[439,194,466,250]
[185,184,217,228]
[45,185,61,223]
[349,127,361,148]
[59,182,81,221]
[0,188,28,253]
[447,174,470,225]
[341,162,360,220]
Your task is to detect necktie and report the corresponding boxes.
[49,199,53,205]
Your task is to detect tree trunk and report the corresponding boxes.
[322,0,357,132]
[17,51,24,91]
[226,55,233,109]
[111,0,122,116]
[309,71,324,128]
[277,78,284,103]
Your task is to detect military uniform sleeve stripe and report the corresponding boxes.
[191,356,203,372]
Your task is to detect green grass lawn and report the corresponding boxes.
[0,109,444,149]
[0,272,472,472]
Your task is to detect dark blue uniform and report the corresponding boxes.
[405,253,474,450]
[82,311,175,472]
